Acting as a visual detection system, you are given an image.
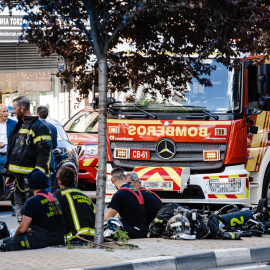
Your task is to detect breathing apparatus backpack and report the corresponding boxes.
[148,203,180,238]
[173,206,211,239]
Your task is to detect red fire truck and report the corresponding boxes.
[105,56,270,206]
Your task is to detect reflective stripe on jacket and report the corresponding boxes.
[6,116,52,177]
[56,187,96,240]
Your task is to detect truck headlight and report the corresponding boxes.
[114,148,130,159]
[84,145,98,156]
[215,128,227,136]
[109,126,119,134]
[203,150,220,161]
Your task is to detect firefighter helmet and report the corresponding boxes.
[166,214,195,240]
[104,218,124,238]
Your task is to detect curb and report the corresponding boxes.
[84,246,270,270]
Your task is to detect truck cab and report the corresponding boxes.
[106,56,270,207]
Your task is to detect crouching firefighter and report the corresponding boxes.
[54,167,96,242]
[104,167,147,239]
[0,169,65,252]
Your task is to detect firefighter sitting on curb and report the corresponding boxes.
[104,167,148,239]
[4,96,52,223]
[126,172,163,227]
[0,169,65,252]
[54,167,96,242]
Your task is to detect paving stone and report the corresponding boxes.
[1,212,270,270]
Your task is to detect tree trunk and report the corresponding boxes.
[94,57,108,247]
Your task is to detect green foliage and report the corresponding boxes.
[2,0,270,248]
[2,1,270,99]
[66,240,73,249]
[113,228,130,245]
[105,248,114,252]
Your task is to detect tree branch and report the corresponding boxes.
[82,0,103,60]
[104,22,125,53]
[68,1,97,51]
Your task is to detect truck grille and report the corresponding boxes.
[110,142,227,171]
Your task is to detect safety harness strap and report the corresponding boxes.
[119,187,146,230]
[120,187,144,204]
[38,192,55,202]
[140,188,162,202]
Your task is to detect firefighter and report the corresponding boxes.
[104,167,147,239]
[54,166,96,242]
[126,172,163,226]
[0,169,65,251]
[37,105,58,192]
[4,96,52,223]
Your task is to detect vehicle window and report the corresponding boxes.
[65,111,99,133]
[247,65,260,109]
[56,124,69,140]
[85,116,99,132]
[181,59,241,113]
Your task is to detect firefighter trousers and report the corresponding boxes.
[124,224,148,239]
[14,175,33,223]
[0,226,65,252]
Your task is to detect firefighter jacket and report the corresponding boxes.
[55,187,96,241]
[5,116,52,177]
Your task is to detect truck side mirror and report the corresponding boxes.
[245,107,259,134]
[245,107,252,117]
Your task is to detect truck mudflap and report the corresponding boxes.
[133,166,190,192]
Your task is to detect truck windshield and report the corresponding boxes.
[175,59,241,113]
[113,59,242,116]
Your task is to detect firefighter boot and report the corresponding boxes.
[216,229,241,240]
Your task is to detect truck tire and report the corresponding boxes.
[262,165,270,199]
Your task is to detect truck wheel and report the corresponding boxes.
[262,165,270,199]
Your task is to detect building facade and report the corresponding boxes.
[0,9,85,123]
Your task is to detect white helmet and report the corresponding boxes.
[166,214,195,240]
[104,218,124,238]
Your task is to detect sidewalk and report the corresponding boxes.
[1,207,270,270]
[1,230,270,270]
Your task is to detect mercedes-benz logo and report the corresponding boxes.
[156,138,176,160]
